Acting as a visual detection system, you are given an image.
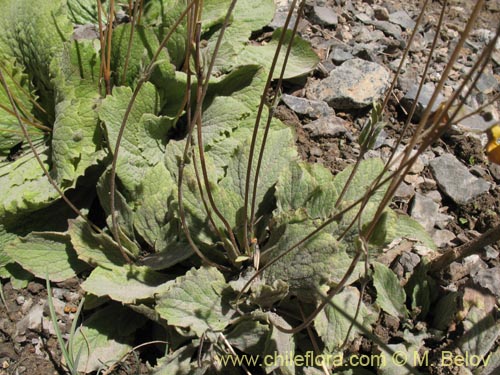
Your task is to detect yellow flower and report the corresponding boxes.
[486,123,500,165]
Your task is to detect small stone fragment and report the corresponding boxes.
[307,58,390,109]
[303,114,348,137]
[430,154,490,205]
[472,267,500,298]
[281,94,334,119]
[432,229,456,248]
[311,6,338,27]
[388,10,416,30]
[400,83,445,122]
[410,192,439,232]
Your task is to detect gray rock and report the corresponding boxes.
[472,266,500,298]
[475,71,499,94]
[72,24,99,40]
[396,251,421,275]
[410,192,439,232]
[432,229,456,248]
[394,182,414,200]
[373,6,390,21]
[307,58,390,109]
[372,20,402,40]
[312,6,338,27]
[330,46,354,64]
[303,114,348,137]
[429,154,490,205]
[400,83,446,122]
[281,94,334,119]
[389,10,416,30]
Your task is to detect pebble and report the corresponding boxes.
[303,114,348,137]
[311,6,339,27]
[410,192,439,231]
[432,229,456,248]
[400,82,446,122]
[429,154,490,205]
[16,295,25,305]
[281,94,334,119]
[388,10,416,30]
[373,6,389,21]
[307,58,390,109]
[472,266,500,298]
[329,45,354,64]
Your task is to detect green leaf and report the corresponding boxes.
[151,344,198,375]
[68,217,127,268]
[0,0,73,123]
[459,306,500,359]
[276,161,340,219]
[432,292,459,331]
[70,304,147,373]
[234,28,319,79]
[98,82,175,195]
[226,319,271,356]
[263,212,362,301]
[66,0,101,24]
[111,24,174,88]
[133,163,175,251]
[373,262,407,318]
[314,287,377,353]
[155,266,235,336]
[142,0,187,67]
[4,231,88,282]
[81,263,171,304]
[0,150,58,217]
[264,312,296,375]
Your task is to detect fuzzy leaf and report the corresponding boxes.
[315,287,377,352]
[4,232,88,282]
[111,24,174,88]
[68,217,127,268]
[70,304,147,373]
[82,264,171,304]
[155,266,234,336]
[373,262,407,318]
[133,163,175,251]
[98,82,174,195]
[263,212,362,301]
[226,319,271,356]
[235,28,319,79]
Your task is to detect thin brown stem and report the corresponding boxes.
[242,0,299,255]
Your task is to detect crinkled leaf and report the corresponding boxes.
[66,0,101,24]
[98,82,174,195]
[432,291,459,331]
[0,150,58,217]
[51,40,103,185]
[276,161,340,219]
[373,262,408,318]
[263,212,362,301]
[4,231,88,282]
[111,24,174,88]
[370,210,435,250]
[206,0,275,74]
[142,0,187,67]
[405,262,437,318]
[68,217,127,268]
[0,57,43,157]
[226,319,271,356]
[82,263,171,304]
[151,344,198,375]
[70,304,147,373]
[133,163,174,251]
[459,306,500,359]
[234,28,319,79]
[0,0,73,123]
[264,312,295,375]
[315,287,377,352]
[156,266,234,336]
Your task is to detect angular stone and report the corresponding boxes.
[410,192,439,232]
[389,10,416,30]
[329,46,354,64]
[303,114,348,138]
[432,229,456,248]
[307,58,390,109]
[429,154,490,205]
[400,83,446,122]
[281,94,334,119]
[312,6,338,27]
